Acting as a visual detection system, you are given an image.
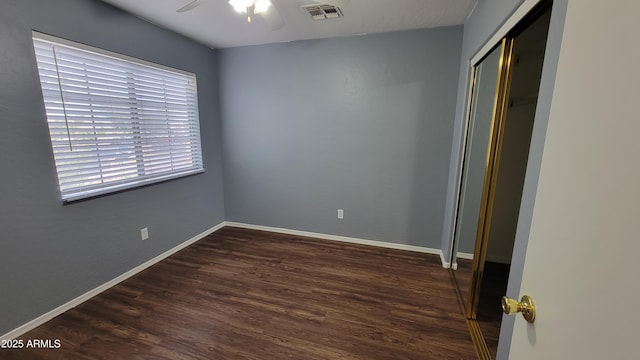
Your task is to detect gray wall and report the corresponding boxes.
[0,0,225,335]
[220,27,463,248]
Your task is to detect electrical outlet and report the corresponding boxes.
[141,227,149,241]
[337,209,344,220]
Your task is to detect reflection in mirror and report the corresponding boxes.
[450,44,504,307]
[475,9,551,358]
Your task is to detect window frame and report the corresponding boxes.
[32,32,205,203]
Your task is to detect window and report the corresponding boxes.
[32,32,204,202]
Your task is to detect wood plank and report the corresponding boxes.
[3,227,476,359]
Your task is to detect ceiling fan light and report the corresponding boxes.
[254,0,271,13]
[229,0,252,13]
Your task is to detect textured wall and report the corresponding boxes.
[220,27,462,248]
[0,0,225,335]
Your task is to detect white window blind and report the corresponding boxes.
[32,32,204,202]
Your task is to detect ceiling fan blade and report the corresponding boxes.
[262,4,285,31]
[176,0,205,12]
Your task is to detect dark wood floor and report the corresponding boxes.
[3,227,476,359]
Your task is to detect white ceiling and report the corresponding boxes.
[100,0,477,48]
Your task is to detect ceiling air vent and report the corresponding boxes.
[302,5,344,20]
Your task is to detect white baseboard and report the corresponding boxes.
[456,251,474,260]
[451,251,473,270]
[225,222,447,266]
[2,221,451,340]
[440,252,451,269]
[1,222,225,341]
[450,252,513,269]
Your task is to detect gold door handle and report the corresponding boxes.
[501,295,536,323]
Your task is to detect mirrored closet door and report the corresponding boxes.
[449,3,552,359]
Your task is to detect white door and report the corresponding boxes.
[507,1,640,358]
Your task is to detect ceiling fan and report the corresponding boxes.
[176,0,350,31]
